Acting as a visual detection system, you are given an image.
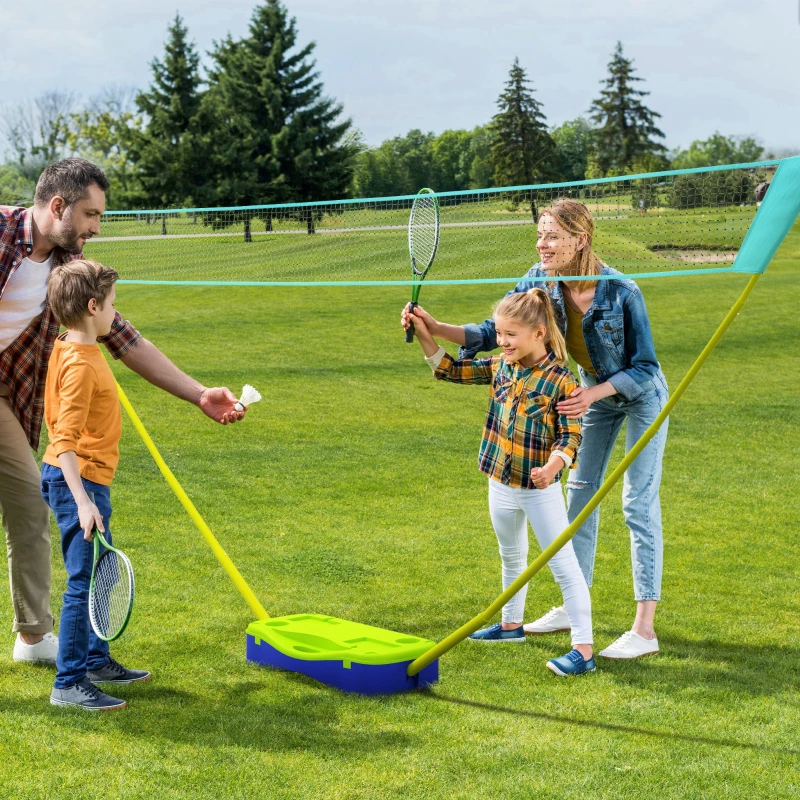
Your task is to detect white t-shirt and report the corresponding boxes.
[0,252,54,352]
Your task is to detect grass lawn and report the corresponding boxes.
[1,225,798,799]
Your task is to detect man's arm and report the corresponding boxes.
[119,337,245,425]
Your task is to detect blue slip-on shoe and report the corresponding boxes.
[546,649,596,676]
[469,622,526,643]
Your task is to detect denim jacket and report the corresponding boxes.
[461,264,662,403]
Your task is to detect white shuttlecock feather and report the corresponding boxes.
[234,384,262,411]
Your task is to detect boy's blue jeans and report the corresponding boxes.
[567,370,669,602]
[41,464,112,689]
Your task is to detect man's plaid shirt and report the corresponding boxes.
[0,206,140,449]
[433,349,582,489]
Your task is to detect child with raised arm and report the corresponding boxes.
[411,289,595,676]
[41,260,150,710]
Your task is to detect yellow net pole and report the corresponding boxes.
[407,273,761,677]
[116,383,270,620]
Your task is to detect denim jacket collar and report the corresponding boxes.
[535,262,619,313]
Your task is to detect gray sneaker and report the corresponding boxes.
[87,656,151,684]
[50,677,127,711]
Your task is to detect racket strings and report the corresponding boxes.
[409,196,439,273]
[90,550,134,639]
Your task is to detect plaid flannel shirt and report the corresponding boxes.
[434,349,582,489]
[0,206,140,450]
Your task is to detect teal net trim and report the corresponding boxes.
[87,159,797,286]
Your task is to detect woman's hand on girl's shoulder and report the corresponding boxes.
[556,385,595,419]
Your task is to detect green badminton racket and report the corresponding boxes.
[404,188,440,343]
[87,494,135,642]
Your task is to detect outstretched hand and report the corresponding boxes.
[199,387,246,425]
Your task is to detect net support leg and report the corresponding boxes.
[407,274,761,677]
[116,383,270,621]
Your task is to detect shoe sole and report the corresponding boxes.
[524,627,570,636]
[468,637,526,643]
[87,673,152,685]
[50,697,127,711]
[546,662,596,677]
[599,649,659,660]
[13,657,56,665]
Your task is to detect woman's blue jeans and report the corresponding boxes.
[566,371,669,602]
[41,464,112,689]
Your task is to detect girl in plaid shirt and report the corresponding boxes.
[412,290,595,676]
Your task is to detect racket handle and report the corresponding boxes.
[405,302,418,343]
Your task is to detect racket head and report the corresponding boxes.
[89,531,135,642]
[408,188,440,278]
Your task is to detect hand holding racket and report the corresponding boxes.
[87,493,135,642]
[405,188,440,343]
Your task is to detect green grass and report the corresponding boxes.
[1,226,798,799]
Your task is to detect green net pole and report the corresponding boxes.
[407,273,761,677]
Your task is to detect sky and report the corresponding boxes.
[3,0,799,154]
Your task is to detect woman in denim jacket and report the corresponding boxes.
[402,198,668,659]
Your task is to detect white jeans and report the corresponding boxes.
[487,478,592,645]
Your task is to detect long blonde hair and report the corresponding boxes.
[494,289,567,363]
[540,198,603,293]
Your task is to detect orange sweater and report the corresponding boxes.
[42,338,121,486]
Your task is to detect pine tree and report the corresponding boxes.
[490,58,556,187]
[132,14,205,206]
[198,0,357,214]
[589,42,666,175]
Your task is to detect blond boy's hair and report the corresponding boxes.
[47,259,118,329]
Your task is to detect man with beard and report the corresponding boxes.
[0,158,245,665]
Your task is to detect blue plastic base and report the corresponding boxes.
[246,633,439,695]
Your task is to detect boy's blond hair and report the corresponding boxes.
[47,259,118,329]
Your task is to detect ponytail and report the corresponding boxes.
[493,288,567,363]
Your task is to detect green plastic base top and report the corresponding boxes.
[246,614,435,666]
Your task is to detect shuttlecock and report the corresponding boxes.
[235,384,261,411]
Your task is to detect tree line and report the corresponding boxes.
[0,1,773,210]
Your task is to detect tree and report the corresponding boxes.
[430,129,473,192]
[551,117,593,182]
[70,86,142,206]
[490,58,556,188]
[466,125,495,189]
[0,164,36,205]
[1,91,77,179]
[589,42,666,175]
[131,14,205,206]
[671,132,763,169]
[351,125,494,198]
[351,130,434,197]
[198,0,358,217]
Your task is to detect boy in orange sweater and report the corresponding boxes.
[41,259,149,710]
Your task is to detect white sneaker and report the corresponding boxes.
[523,606,570,635]
[599,630,659,660]
[13,632,59,664]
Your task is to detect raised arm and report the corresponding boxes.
[408,311,494,385]
[402,265,543,359]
